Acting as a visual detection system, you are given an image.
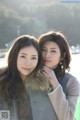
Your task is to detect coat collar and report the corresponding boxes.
[24,73,50,91]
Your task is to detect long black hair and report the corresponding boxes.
[0,35,44,120]
[0,35,43,100]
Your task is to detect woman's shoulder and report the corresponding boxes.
[64,72,79,84]
[0,67,8,75]
[65,72,80,95]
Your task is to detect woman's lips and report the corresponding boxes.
[44,59,51,63]
[22,67,32,71]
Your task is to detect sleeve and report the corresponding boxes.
[48,76,80,120]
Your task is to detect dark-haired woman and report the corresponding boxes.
[0,35,53,120]
[38,31,80,120]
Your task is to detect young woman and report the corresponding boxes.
[0,35,52,120]
[38,31,80,120]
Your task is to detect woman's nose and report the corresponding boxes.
[25,59,31,66]
[45,51,51,57]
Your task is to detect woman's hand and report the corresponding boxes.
[41,66,59,89]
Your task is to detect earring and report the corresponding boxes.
[60,61,64,71]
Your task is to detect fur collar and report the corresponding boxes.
[24,73,50,92]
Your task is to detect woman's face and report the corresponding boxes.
[17,45,38,80]
[42,41,61,69]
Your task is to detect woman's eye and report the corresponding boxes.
[42,49,46,52]
[51,50,56,53]
[32,57,37,60]
[20,55,25,58]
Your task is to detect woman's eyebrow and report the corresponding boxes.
[43,47,56,49]
[20,53,37,56]
[50,48,56,49]
[20,53,27,56]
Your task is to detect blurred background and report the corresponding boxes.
[0,0,80,79]
[0,0,80,48]
[0,0,80,119]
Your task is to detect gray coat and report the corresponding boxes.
[0,72,79,120]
